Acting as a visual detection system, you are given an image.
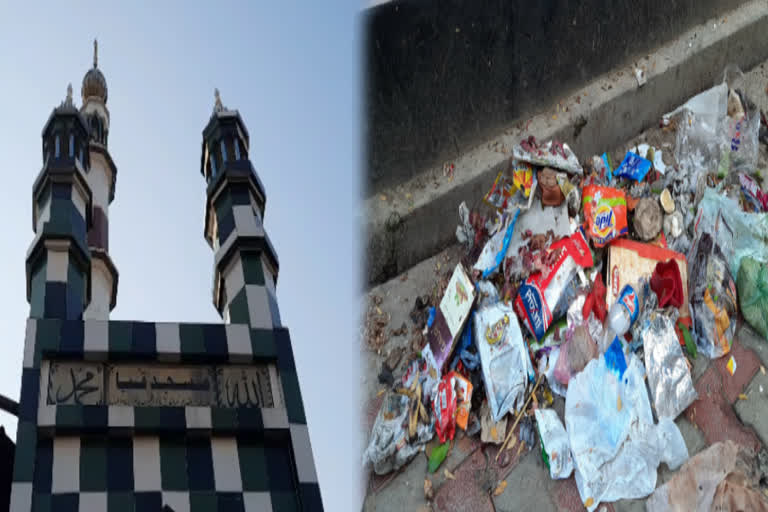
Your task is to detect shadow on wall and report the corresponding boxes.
[364,0,747,195]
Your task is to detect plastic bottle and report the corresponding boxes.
[599,284,641,353]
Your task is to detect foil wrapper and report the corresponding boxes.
[642,312,697,419]
[474,302,534,422]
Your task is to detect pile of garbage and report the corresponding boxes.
[363,67,768,510]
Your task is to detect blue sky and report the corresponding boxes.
[0,2,361,509]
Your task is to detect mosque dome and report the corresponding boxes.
[81,39,107,104]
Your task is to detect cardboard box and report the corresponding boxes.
[606,239,690,322]
[427,264,476,371]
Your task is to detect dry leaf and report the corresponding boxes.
[444,469,456,480]
[584,497,594,507]
[493,480,507,496]
[419,402,429,423]
[739,393,748,401]
[552,114,558,120]
[376,389,386,397]
[424,478,434,501]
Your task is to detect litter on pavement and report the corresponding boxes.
[363,65,768,510]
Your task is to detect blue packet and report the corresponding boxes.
[427,307,436,329]
[614,151,651,182]
[604,336,627,379]
[481,208,521,279]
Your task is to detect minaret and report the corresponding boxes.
[200,91,324,510]
[81,39,118,319]
[26,83,93,320]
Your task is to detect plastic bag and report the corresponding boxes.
[737,257,768,340]
[673,82,728,191]
[473,209,521,279]
[537,346,567,398]
[695,187,768,278]
[554,323,598,385]
[724,66,761,175]
[535,408,573,480]
[474,302,534,422]
[363,391,434,475]
[641,311,698,419]
[688,211,739,359]
[566,354,688,511]
[672,67,760,188]
[647,441,768,512]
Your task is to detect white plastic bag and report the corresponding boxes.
[566,355,688,511]
[535,408,573,480]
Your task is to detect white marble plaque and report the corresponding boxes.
[108,365,216,407]
[216,366,274,408]
[43,361,274,408]
[47,362,104,405]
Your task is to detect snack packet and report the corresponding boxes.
[614,151,652,182]
[433,374,456,443]
[449,372,473,430]
[514,229,594,340]
[582,185,628,248]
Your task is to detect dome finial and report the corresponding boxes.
[93,39,98,68]
[62,83,74,108]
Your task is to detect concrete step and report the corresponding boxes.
[364,0,768,288]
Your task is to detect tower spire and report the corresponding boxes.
[214,88,224,112]
[93,38,98,68]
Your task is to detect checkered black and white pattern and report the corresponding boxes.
[12,318,321,511]
[27,168,93,322]
[10,432,321,511]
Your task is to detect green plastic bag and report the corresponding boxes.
[737,257,768,340]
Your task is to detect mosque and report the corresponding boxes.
[7,41,322,512]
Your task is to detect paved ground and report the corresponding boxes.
[360,61,768,511]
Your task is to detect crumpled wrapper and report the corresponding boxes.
[642,311,698,419]
[474,302,534,422]
[535,408,574,479]
[456,201,475,247]
[513,140,584,175]
[362,392,434,475]
[476,280,500,309]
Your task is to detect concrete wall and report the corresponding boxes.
[364,0,747,195]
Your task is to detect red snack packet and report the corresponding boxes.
[448,372,473,431]
[433,374,457,443]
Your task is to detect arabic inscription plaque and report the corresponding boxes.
[108,365,216,407]
[216,366,274,408]
[47,362,104,405]
[44,362,274,408]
